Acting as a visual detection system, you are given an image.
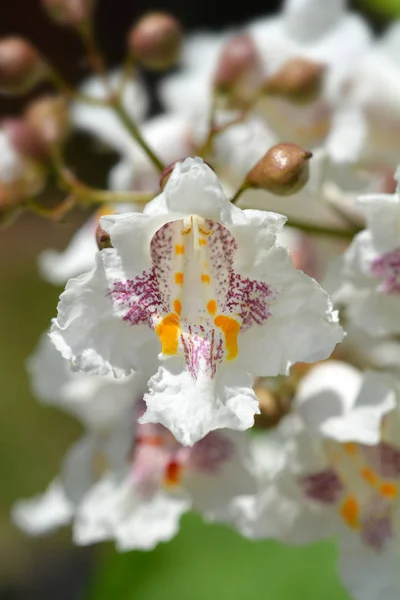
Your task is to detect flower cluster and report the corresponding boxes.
[5,0,400,598]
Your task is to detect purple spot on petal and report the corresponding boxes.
[300,468,343,504]
[371,247,400,294]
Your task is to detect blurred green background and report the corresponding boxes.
[0,0,398,597]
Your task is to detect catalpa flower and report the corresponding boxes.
[233,361,400,600]
[13,336,144,536]
[326,172,400,337]
[51,157,343,445]
[14,339,254,550]
[74,409,255,551]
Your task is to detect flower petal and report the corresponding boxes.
[74,474,190,551]
[12,479,73,535]
[141,361,259,446]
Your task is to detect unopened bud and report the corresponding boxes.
[25,95,69,146]
[263,58,325,104]
[41,0,94,26]
[128,12,182,71]
[214,34,259,91]
[254,383,290,429]
[246,143,312,196]
[160,161,179,190]
[96,223,112,250]
[0,38,48,95]
[2,118,48,161]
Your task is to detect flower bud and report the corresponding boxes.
[246,143,312,196]
[0,37,48,95]
[41,0,94,26]
[263,58,325,104]
[213,35,259,91]
[253,382,290,429]
[2,118,48,161]
[96,223,112,250]
[25,95,69,146]
[128,12,182,71]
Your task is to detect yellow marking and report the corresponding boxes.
[175,272,184,285]
[175,244,185,255]
[207,300,217,316]
[174,299,182,316]
[155,313,180,355]
[214,315,241,360]
[199,239,207,246]
[164,461,182,487]
[361,468,378,486]
[198,226,212,236]
[340,495,360,529]
[380,482,398,499]
[344,443,357,456]
[201,274,210,284]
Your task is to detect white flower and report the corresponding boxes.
[337,21,400,169]
[325,176,400,337]
[50,157,343,445]
[73,417,255,551]
[72,70,148,155]
[234,360,400,600]
[14,340,255,550]
[160,0,371,153]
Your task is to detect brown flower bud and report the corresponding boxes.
[214,34,259,91]
[263,58,325,104]
[246,143,312,196]
[253,382,290,429]
[0,38,48,95]
[2,118,48,161]
[41,0,94,26]
[96,223,112,250]
[25,95,69,146]
[128,12,182,71]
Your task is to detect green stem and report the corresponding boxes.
[285,218,359,239]
[111,99,165,172]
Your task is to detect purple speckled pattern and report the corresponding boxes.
[181,324,224,379]
[371,247,400,294]
[363,442,400,479]
[361,497,393,550]
[110,218,274,379]
[188,432,234,473]
[300,468,343,504]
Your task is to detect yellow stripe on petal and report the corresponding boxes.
[214,315,240,360]
[155,313,180,355]
[340,495,360,529]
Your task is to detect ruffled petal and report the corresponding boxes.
[74,474,190,550]
[141,361,259,446]
[50,251,158,377]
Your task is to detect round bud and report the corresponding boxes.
[246,143,312,196]
[253,382,290,429]
[128,12,182,71]
[96,223,112,250]
[214,34,259,91]
[2,118,48,161]
[25,95,69,146]
[41,0,94,25]
[263,58,325,104]
[0,37,48,95]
